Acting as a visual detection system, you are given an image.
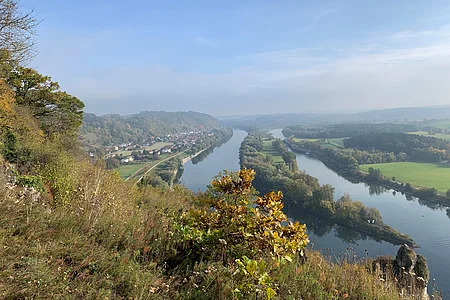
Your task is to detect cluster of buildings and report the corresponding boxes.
[102,130,211,164]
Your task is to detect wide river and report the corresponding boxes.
[180,129,450,295]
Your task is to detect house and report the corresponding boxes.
[121,156,134,164]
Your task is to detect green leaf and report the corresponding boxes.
[267,287,276,300]
[246,260,257,277]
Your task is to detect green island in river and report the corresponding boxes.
[239,131,417,248]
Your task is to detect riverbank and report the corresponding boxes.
[181,147,211,165]
[284,140,450,209]
[240,133,417,248]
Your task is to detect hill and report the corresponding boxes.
[81,111,220,146]
[221,106,450,129]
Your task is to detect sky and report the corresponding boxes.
[24,0,450,116]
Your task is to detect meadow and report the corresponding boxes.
[262,138,284,164]
[408,131,450,141]
[360,162,450,193]
[117,162,147,178]
[292,137,346,149]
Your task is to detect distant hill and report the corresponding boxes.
[81,111,220,146]
[221,106,450,129]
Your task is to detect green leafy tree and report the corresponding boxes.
[6,66,84,137]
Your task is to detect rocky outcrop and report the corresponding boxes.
[373,244,430,300]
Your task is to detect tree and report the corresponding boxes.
[6,67,84,137]
[0,78,15,128]
[446,188,450,199]
[0,0,39,63]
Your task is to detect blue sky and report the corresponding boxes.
[25,0,450,116]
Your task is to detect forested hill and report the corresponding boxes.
[81,111,220,146]
[221,106,450,129]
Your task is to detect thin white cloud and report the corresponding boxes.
[389,24,450,41]
[32,21,450,115]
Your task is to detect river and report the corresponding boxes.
[181,129,450,295]
[180,129,248,191]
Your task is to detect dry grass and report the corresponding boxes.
[0,161,440,299]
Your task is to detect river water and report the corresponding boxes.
[180,129,450,295]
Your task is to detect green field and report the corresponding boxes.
[360,162,450,193]
[262,139,284,164]
[292,137,346,149]
[408,131,450,141]
[117,163,147,179]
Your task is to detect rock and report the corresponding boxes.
[414,255,430,287]
[394,244,417,274]
[374,245,430,300]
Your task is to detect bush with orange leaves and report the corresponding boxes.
[175,168,309,263]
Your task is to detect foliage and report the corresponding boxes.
[0,79,16,128]
[1,127,17,162]
[177,168,309,263]
[12,170,44,192]
[0,165,433,299]
[232,256,276,300]
[6,66,85,138]
[344,132,450,163]
[240,132,415,247]
[283,123,418,139]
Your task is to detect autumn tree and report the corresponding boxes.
[0,78,15,128]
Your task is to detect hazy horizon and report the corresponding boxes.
[26,0,450,116]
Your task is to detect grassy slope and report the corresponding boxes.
[408,131,450,141]
[0,167,418,300]
[360,162,450,193]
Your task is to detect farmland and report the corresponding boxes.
[292,137,346,149]
[360,162,450,193]
[261,139,284,164]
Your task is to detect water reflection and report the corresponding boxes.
[191,147,215,165]
[287,205,383,245]
[334,225,377,244]
[366,183,389,196]
[401,193,447,211]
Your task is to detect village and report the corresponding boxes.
[97,130,213,166]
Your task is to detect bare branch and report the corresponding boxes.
[0,0,40,64]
